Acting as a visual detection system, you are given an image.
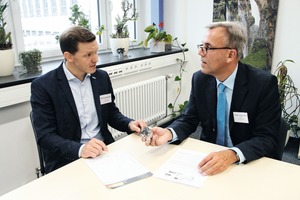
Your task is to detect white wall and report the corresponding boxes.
[0,102,39,195]
[164,0,214,101]
[272,0,300,89]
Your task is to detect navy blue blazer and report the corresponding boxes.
[169,62,281,162]
[30,63,133,173]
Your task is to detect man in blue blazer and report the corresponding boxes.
[31,26,147,173]
[145,22,281,176]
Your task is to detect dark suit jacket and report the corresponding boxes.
[170,62,281,162]
[30,63,133,173]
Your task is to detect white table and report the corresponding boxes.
[1,134,300,200]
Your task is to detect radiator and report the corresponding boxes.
[109,76,167,139]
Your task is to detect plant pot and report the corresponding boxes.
[150,41,165,53]
[24,65,42,74]
[0,49,15,77]
[165,43,172,51]
[110,38,130,56]
[18,49,42,74]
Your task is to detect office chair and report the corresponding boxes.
[30,111,46,177]
[274,117,289,160]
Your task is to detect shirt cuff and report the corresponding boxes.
[230,147,246,164]
[167,128,179,143]
[78,144,85,158]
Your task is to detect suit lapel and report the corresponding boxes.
[205,77,217,129]
[229,62,248,130]
[57,65,79,120]
[90,73,103,124]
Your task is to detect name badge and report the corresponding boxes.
[100,93,112,105]
[233,112,249,123]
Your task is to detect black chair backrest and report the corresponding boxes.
[30,111,45,176]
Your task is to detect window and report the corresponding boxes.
[9,0,143,61]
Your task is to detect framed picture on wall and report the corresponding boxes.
[213,0,279,71]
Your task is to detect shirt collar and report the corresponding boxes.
[63,62,91,82]
[216,64,238,90]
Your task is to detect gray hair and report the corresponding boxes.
[206,21,247,59]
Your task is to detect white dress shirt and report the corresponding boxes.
[63,63,103,156]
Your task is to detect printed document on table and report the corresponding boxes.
[154,149,207,188]
[85,151,152,189]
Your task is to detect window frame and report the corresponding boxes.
[8,0,145,63]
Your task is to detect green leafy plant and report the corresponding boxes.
[275,59,300,137]
[0,0,12,50]
[69,4,90,29]
[18,49,42,74]
[55,5,105,42]
[96,25,105,36]
[110,0,139,38]
[142,22,172,47]
[168,39,188,118]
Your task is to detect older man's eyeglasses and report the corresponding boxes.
[197,44,233,56]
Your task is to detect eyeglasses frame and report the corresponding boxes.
[197,44,234,56]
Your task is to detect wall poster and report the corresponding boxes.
[213,0,279,71]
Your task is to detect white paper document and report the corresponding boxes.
[85,151,152,189]
[154,149,207,188]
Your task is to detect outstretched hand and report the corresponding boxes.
[129,120,148,134]
[143,127,173,146]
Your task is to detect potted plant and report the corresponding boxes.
[69,4,90,29]
[275,59,300,140]
[110,0,139,56]
[0,0,14,77]
[55,5,105,42]
[143,22,173,52]
[18,49,42,74]
[69,4,105,37]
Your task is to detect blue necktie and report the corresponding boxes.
[216,83,226,146]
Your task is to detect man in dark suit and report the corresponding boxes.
[145,21,281,175]
[31,26,147,173]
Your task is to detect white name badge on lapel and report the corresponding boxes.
[233,112,249,123]
[100,93,112,105]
